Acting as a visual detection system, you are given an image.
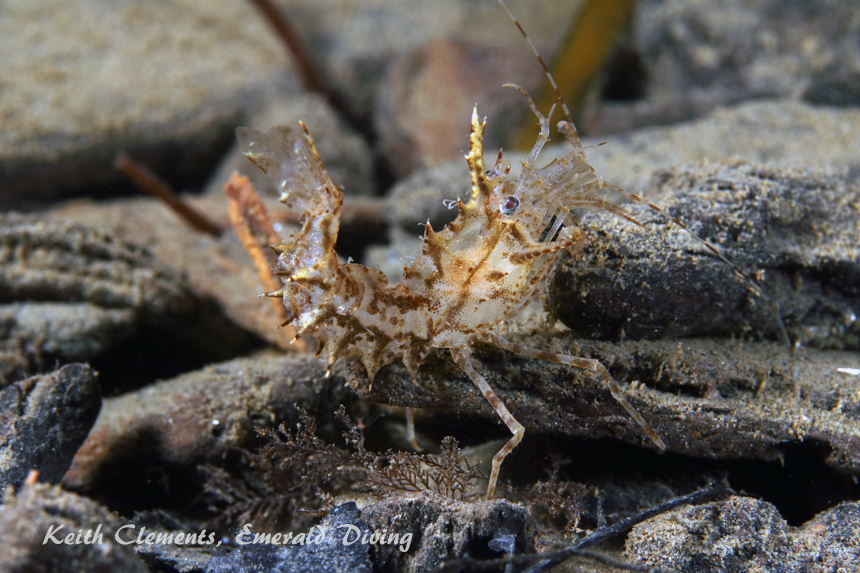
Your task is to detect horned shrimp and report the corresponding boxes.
[232,2,786,501]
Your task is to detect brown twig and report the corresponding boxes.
[224,172,310,352]
[245,0,368,138]
[114,153,223,237]
[246,0,326,93]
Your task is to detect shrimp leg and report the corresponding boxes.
[484,334,666,452]
[450,347,524,501]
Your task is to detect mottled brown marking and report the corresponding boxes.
[509,223,527,244]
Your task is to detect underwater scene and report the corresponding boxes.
[1,0,858,571]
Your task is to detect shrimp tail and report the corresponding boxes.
[238,122,342,315]
[237,122,341,217]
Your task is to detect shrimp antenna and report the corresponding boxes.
[497,0,584,152]
[498,0,791,350]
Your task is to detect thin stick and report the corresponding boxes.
[521,485,726,573]
[114,153,223,237]
[435,484,726,573]
[246,0,326,94]
[245,0,367,137]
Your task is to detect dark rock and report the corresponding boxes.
[798,502,860,569]
[804,71,860,108]
[0,213,192,316]
[0,364,100,491]
[361,493,535,573]
[347,333,860,474]
[0,213,256,383]
[138,545,214,573]
[205,502,372,573]
[0,344,28,387]
[63,354,350,503]
[128,510,217,572]
[550,162,860,348]
[0,480,148,573]
[625,496,860,572]
[582,0,860,134]
[0,302,134,386]
[0,0,292,202]
[139,460,535,573]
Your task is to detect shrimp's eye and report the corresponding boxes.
[500,195,520,215]
[485,169,501,179]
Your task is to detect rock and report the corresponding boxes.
[383,100,860,236]
[550,162,860,347]
[205,502,372,573]
[582,0,860,133]
[364,229,424,283]
[137,472,534,572]
[625,496,860,572]
[383,158,470,232]
[0,213,192,316]
[46,197,289,350]
[63,354,350,501]
[0,0,583,203]
[796,502,860,570]
[804,69,860,107]
[0,303,134,386]
[0,303,134,360]
[0,480,148,573]
[0,344,28,387]
[278,0,579,122]
[0,364,100,491]
[360,493,535,573]
[374,38,544,178]
[346,332,860,474]
[583,100,860,198]
[0,212,256,382]
[0,0,291,201]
